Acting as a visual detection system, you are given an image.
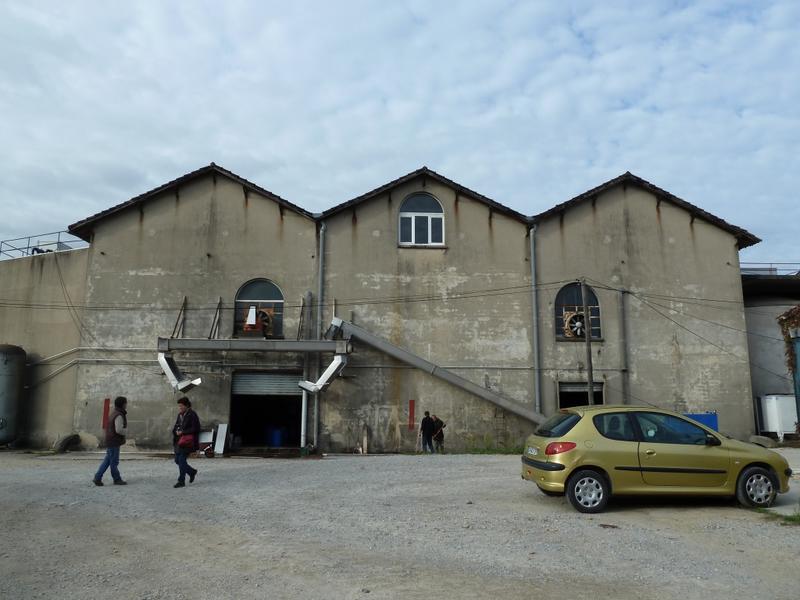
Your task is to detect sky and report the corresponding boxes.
[1,0,798,266]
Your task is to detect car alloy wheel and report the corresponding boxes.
[566,469,609,513]
[736,466,776,508]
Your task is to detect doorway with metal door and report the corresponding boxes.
[230,372,302,448]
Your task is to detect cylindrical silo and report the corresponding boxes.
[0,344,26,445]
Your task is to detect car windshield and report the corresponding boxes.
[534,412,581,438]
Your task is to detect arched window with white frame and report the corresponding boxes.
[398,193,444,246]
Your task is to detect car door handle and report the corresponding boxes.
[644,449,656,456]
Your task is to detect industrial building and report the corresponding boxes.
[0,164,766,452]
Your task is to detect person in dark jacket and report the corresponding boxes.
[419,411,435,454]
[93,396,128,486]
[432,414,446,454]
[172,396,200,488]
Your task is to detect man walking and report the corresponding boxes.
[93,396,128,486]
[420,411,435,454]
[432,414,446,454]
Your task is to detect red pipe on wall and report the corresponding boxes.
[101,397,110,430]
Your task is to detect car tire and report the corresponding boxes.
[736,466,777,508]
[537,486,562,497]
[566,469,609,513]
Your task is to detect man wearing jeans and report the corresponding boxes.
[93,396,128,486]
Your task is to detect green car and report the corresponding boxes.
[521,405,792,513]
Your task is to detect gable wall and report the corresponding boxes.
[320,177,537,451]
[535,185,753,437]
[71,174,319,446]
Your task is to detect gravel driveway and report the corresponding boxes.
[1,451,798,600]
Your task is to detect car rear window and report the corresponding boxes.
[534,412,581,437]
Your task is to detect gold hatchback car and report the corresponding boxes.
[521,405,792,513]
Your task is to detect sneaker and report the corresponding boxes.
[174,481,185,488]
[92,479,103,486]
[189,470,197,483]
[113,480,127,485]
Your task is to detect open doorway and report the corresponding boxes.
[230,372,302,448]
[558,382,604,409]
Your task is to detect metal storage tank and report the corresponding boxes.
[0,344,25,445]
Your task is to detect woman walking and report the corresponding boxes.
[172,396,200,488]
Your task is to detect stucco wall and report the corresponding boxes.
[0,249,88,446]
[71,174,318,447]
[535,185,754,437]
[319,176,536,452]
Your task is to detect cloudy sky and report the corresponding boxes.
[1,1,797,265]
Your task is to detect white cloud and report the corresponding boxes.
[0,0,797,265]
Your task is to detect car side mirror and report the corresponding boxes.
[705,434,721,446]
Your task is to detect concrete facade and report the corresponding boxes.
[0,165,761,450]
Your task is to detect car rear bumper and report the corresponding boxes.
[521,456,567,492]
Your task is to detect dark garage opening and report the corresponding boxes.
[230,394,301,447]
[230,372,303,448]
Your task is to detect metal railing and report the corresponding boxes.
[0,231,89,260]
[741,263,800,276]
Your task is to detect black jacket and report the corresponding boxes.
[420,416,435,437]
[172,409,201,451]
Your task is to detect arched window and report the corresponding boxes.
[555,283,601,339]
[234,279,284,338]
[399,193,444,246]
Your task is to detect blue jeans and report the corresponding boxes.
[422,435,434,453]
[94,446,122,482]
[174,448,196,483]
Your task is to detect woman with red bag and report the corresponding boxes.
[172,396,200,488]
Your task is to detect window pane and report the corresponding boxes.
[431,217,443,243]
[237,279,283,301]
[414,215,428,244]
[401,193,443,213]
[400,216,412,243]
[634,413,706,445]
[593,413,636,441]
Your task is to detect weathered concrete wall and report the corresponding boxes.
[319,176,536,452]
[745,298,797,399]
[535,185,754,438]
[72,173,318,447]
[0,249,88,446]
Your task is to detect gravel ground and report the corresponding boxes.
[1,451,798,600]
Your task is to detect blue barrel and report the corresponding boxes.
[684,412,719,431]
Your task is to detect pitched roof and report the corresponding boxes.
[68,163,313,241]
[531,171,760,249]
[320,166,529,224]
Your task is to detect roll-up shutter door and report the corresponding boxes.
[232,372,302,396]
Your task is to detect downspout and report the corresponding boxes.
[792,328,800,428]
[314,222,327,448]
[529,225,542,414]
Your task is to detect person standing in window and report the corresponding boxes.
[432,414,446,454]
[419,411,435,454]
[172,397,200,488]
[93,396,128,486]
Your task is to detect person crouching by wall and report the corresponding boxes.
[172,396,200,488]
[93,396,128,486]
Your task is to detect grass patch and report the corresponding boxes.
[757,506,800,526]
